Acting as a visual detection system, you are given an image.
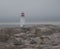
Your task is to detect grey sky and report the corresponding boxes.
[0,0,60,23]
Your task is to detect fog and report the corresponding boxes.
[0,0,60,23]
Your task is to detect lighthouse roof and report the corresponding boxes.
[21,12,25,17]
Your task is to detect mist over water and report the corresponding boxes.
[0,0,60,26]
[0,22,60,25]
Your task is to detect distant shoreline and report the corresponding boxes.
[0,22,60,28]
[0,22,60,25]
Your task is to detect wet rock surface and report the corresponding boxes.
[0,25,60,49]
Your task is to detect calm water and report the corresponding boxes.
[0,22,60,28]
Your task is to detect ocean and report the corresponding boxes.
[0,22,60,28]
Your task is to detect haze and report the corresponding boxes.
[0,0,60,23]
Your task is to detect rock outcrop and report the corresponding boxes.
[0,25,60,49]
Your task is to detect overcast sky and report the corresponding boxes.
[0,0,60,23]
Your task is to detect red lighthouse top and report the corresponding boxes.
[21,12,25,17]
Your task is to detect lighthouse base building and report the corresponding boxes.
[20,17,25,27]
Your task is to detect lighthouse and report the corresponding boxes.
[20,12,25,27]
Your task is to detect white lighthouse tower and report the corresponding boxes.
[20,12,25,27]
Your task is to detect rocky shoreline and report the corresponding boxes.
[0,25,60,49]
